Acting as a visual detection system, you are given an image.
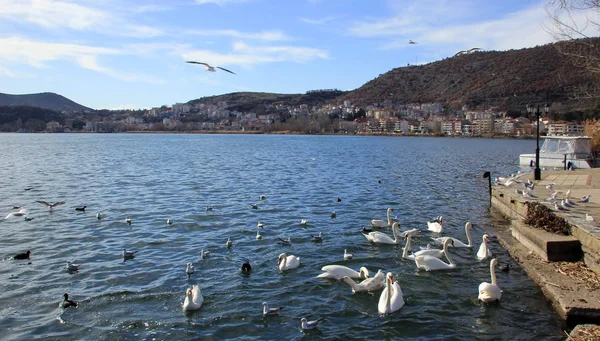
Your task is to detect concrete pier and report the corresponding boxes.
[490,168,600,329]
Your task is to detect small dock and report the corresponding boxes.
[490,169,600,331]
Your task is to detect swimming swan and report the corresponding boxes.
[378,272,405,314]
[427,216,443,233]
[476,234,492,260]
[363,222,402,245]
[415,238,456,271]
[478,258,502,302]
[432,222,475,247]
[339,269,385,293]
[402,234,444,260]
[317,265,370,279]
[182,285,203,311]
[277,253,300,271]
[371,208,394,228]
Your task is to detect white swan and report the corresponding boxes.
[339,269,385,293]
[182,285,203,311]
[378,272,405,314]
[371,208,394,228]
[476,234,492,260]
[427,216,443,233]
[432,222,475,247]
[343,249,353,260]
[478,258,502,302]
[186,262,194,277]
[402,234,444,260]
[363,222,402,244]
[278,253,300,271]
[415,238,456,271]
[317,265,370,279]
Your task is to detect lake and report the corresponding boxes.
[0,134,563,340]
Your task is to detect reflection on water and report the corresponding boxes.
[0,134,562,340]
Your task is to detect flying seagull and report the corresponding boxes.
[186,61,236,75]
[409,40,417,44]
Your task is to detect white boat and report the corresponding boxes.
[519,136,595,169]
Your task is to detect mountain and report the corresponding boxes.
[339,38,600,113]
[0,92,92,112]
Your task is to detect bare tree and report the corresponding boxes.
[546,1,600,81]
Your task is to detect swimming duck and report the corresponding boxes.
[61,293,78,308]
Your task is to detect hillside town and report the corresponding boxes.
[70,98,586,137]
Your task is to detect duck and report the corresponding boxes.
[65,261,80,271]
[277,253,300,271]
[363,222,402,244]
[259,194,267,200]
[256,230,263,240]
[250,204,258,209]
[96,212,104,220]
[477,234,493,260]
[185,262,194,277]
[378,272,405,314]
[24,217,34,221]
[371,208,394,228]
[415,238,456,271]
[301,317,324,330]
[432,222,475,247]
[206,205,213,211]
[122,248,136,258]
[13,250,31,260]
[343,249,353,260]
[61,293,78,308]
[277,237,292,246]
[311,232,323,242]
[262,302,283,316]
[337,197,342,202]
[427,216,443,233]
[241,261,252,273]
[316,265,370,279]
[36,201,65,211]
[182,285,203,311]
[75,205,86,212]
[339,269,386,293]
[300,219,307,226]
[478,258,502,302]
[330,211,336,218]
[226,238,233,248]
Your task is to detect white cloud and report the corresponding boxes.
[185,29,291,41]
[0,37,163,83]
[299,16,337,25]
[182,41,329,67]
[0,65,16,77]
[0,0,165,37]
[112,104,150,110]
[194,0,249,5]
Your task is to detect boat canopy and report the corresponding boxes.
[539,136,591,155]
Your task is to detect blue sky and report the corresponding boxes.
[0,0,598,110]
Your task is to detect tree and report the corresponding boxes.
[546,0,600,96]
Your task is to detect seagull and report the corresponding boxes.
[409,40,417,44]
[565,189,572,199]
[65,261,80,272]
[167,218,173,225]
[312,232,323,242]
[580,195,591,205]
[300,219,307,226]
[125,217,132,225]
[206,205,213,211]
[330,211,336,218]
[226,238,233,248]
[61,293,78,309]
[278,237,292,246]
[186,61,236,74]
[96,212,104,220]
[344,249,354,260]
[586,213,595,222]
[123,248,136,258]
[4,209,28,220]
[24,217,34,221]
[262,302,283,316]
[259,195,267,200]
[36,201,65,211]
[256,230,263,240]
[199,249,210,259]
[250,203,258,209]
[75,205,86,212]
[546,183,555,191]
[301,317,324,330]
[257,221,264,228]
[186,262,194,278]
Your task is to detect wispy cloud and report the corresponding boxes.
[185,29,291,41]
[182,41,329,67]
[299,16,337,25]
[0,37,163,83]
[0,0,165,37]
[194,0,249,5]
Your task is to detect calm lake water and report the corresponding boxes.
[0,134,563,340]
